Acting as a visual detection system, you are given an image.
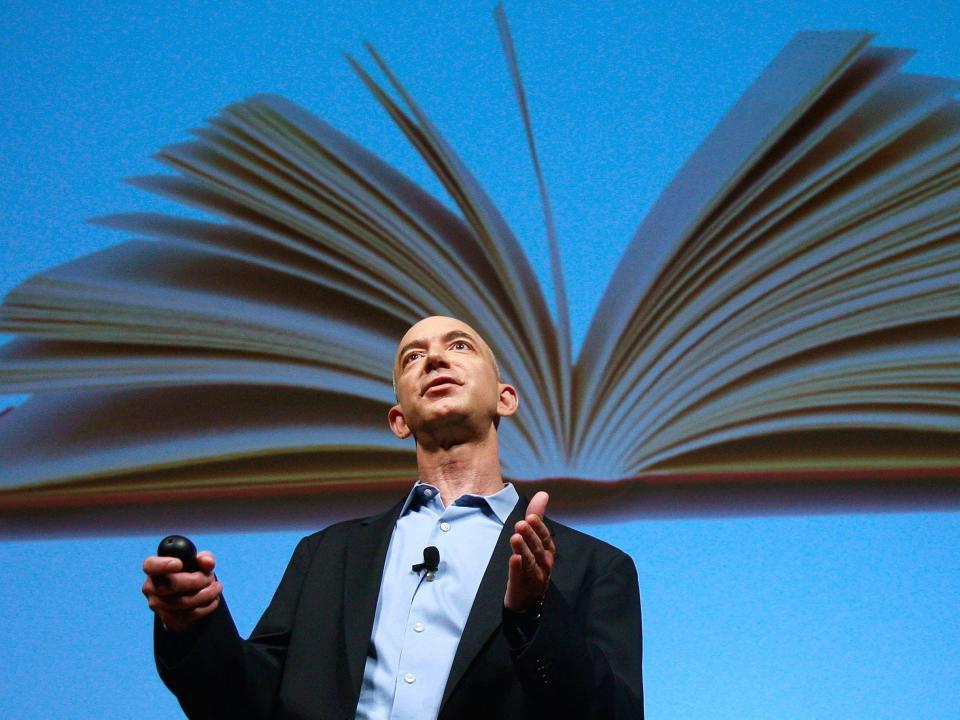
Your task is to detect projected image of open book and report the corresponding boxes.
[1,12,958,531]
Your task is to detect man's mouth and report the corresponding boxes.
[423,376,460,394]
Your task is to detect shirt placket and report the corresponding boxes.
[390,493,452,719]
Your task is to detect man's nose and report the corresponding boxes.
[424,345,450,371]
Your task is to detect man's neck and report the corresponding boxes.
[414,431,505,506]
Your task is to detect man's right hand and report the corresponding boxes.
[142,551,222,633]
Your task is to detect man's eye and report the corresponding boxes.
[404,351,423,366]
[453,341,469,350]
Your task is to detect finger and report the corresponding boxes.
[196,551,217,572]
[525,515,555,553]
[510,532,538,571]
[148,580,222,616]
[191,595,221,619]
[151,580,223,612]
[143,556,182,576]
[150,570,216,597]
[525,491,549,520]
[516,520,546,562]
[525,527,555,578]
[506,553,525,582]
[176,580,223,610]
[158,595,221,632]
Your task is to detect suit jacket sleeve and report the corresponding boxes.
[507,548,644,719]
[154,536,314,720]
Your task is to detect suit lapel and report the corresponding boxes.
[342,498,405,703]
[439,494,527,710]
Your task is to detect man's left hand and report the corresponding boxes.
[504,491,556,612]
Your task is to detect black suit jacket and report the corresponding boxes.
[156,496,644,719]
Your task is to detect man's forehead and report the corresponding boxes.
[395,317,488,357]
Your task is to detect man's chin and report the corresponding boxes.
[419,406,470,427]
[410,407,492,441]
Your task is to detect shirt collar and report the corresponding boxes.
[400,481,519,524]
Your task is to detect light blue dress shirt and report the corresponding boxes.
[355,481,519,720]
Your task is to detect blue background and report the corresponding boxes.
[1,2,958,718]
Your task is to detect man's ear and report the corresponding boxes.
[388,404,412,439]
[497,383,519,418]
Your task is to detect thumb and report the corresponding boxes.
[526,491,549,519]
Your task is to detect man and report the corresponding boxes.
[143,316,644,719]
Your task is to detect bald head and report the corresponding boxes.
[392,316,501,396]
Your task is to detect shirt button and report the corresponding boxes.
[423,488,433,497]
[440,522,451,532]
[404,673,416,684]
[414,622,425,632]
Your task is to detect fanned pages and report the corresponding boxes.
[1,19,958,533]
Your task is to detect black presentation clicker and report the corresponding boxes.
[158,534,200,572]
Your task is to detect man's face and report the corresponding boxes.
[388,316,517,442]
